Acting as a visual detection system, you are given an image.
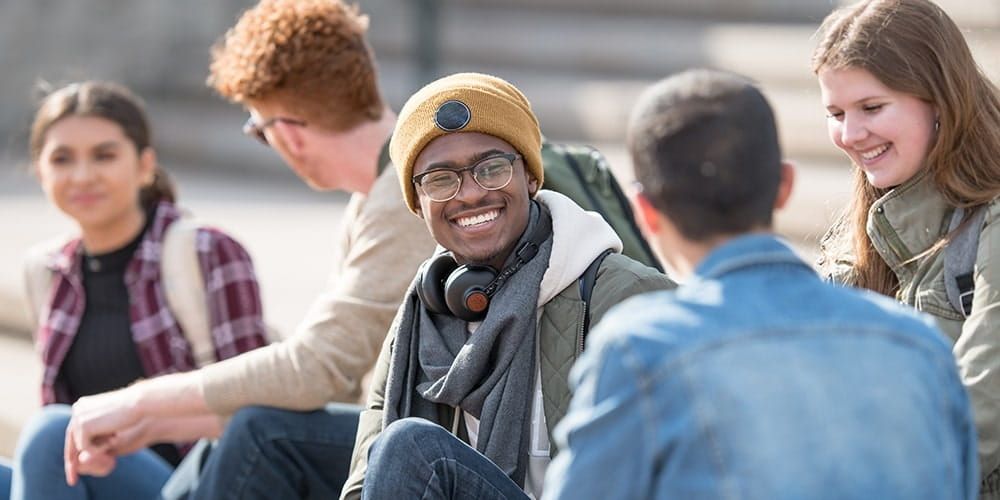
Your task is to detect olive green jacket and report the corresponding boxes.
[340,191,674,500]
[821,171,1000,492]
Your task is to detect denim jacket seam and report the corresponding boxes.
[699,252,812,281]
[619,338,665,483]
[675,355,736,498]
[643,322,949,386]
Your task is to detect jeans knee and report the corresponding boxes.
[15,404,72,470]
[370,418,447,462]
[221,406,318,458]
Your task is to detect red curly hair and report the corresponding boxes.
[208,0,384,131]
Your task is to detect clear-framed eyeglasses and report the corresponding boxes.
[242,115,307,146]
[412,153,521,202]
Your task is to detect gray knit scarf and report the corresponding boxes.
[383,202,552,488]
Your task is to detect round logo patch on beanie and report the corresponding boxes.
[434,100,472,132]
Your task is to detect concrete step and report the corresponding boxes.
[931,0,1000,29]
[363,2,999,162]
[0,332,42,457]
[443,0,834,23]
[375,58,841,161]
[367,2,1000,84]
[368,7,820,84]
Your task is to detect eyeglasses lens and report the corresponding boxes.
[418,156,515,202]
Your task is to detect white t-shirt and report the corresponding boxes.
[462,366,549,499]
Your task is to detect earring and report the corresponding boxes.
[934,120,940,132]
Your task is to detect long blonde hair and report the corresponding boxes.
[812,0,1000,296]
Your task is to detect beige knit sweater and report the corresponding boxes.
[198,166,436,414]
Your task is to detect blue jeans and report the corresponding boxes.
[10,404,172,500]
[1,456,11,499]
[363,417,528,500]
[179,404,360,500]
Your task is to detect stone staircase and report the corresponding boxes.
[357,0,999,243]
[362,0,1000,165]
[1,0,995,170]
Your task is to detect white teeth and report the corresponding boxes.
[457,209,499,228]
[861,144,889,161]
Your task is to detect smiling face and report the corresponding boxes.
[412,132,538,270]
[819,66,937,189]
[36,115,153,232]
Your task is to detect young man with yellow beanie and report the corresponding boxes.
[340,72,674,500]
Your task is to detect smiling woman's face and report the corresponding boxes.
[819,66,937,189]
[412,132,537,270]
[36,115,152,231]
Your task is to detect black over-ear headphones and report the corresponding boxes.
[416,204,552,322]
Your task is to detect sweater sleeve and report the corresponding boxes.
[199,169,436,414]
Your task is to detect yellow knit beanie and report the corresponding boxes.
[390,72,543,213]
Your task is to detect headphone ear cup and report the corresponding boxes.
[417,253,459,315]
[444,265,497,322]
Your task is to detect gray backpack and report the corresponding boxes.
[945,206,987,317]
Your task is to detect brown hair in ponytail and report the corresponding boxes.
[30,81,177,210]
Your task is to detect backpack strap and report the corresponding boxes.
[161,219,216,368]
[23,238,66,335]
[945,207,987,318]
[558,145,664,273]
[560,146,606,217]
[579,249,613,347]
[23,221,217,365]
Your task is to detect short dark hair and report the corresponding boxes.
[627,69,782,241]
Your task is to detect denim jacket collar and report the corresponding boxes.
[694,234,813,281]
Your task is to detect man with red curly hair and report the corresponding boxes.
[62,0,436,497]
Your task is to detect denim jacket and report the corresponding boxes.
[545,235,977,500]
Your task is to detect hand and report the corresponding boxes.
[73,441,118,479]
[64,388,142,485]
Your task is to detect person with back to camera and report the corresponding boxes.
[0,81,269,500]
[542,68,978,500]
[813,1,1000,495]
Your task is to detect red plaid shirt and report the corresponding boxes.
[36,202,269,404]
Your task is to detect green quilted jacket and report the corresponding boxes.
[341,252,673,499]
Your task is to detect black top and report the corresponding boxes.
[57,212,181,466]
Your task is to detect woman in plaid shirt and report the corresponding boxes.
[2,81,269,500]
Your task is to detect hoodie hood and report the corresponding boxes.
[535,190,622,307]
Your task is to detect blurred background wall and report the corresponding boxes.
[1,1,997,180]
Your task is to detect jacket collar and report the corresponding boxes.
[866,170,951,270]
[695,234,812,281]
[49,201,183,285]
